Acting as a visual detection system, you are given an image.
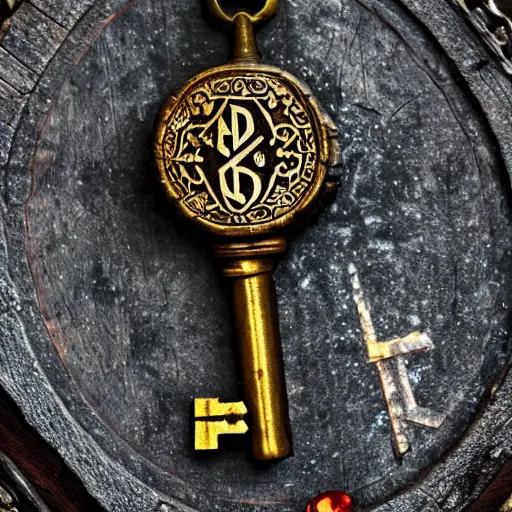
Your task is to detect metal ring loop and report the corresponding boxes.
[206,0,279,25]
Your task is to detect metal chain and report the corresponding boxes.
[206,0,278,24]
[456,0,512,74]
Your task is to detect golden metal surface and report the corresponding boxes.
[231,13,261,63]
[213,237,287,259]
[154,67,330,237]
[194,398,249,451]
[206,0,279,25]
[154,0,338,461]
[195,420,249,450]
[230,257,292,460]
[194,397,247,418]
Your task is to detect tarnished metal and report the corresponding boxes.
[349,264,445,457]
[206,0,279,26]
[0,452,49,512]
[456,0,512,74]
[154,0,339,460]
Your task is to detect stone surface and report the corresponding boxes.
[0,0,511,511]
[0,2,67,74]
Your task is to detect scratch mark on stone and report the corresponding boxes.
[390,94,421,120]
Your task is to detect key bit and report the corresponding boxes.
[195,420,249,451]
[195,398,248,419]
[154,0,340,461]
[194,398,249,451]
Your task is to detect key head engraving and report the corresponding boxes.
[154,65,335,237]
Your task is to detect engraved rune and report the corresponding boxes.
[216,103,264,213]
[349,263,446,456]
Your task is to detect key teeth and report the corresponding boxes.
[194,397,248,418]
[194,398,249,451]
[367,331,434,363]
[321,127,342,208]
[405,406,446,429]
[195,419,249,450]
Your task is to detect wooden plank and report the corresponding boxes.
[0,2,67,75]
[0,43,32,134]
[0,78,27,127]
[0,121,14,166]
[0,47,36,92]
[30,0,96,30]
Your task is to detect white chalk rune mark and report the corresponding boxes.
[349,263,446,456]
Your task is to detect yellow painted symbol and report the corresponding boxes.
[194,398,249,451]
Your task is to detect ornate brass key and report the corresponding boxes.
[154,0,339,460]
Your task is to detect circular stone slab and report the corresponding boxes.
[2,0,512,510]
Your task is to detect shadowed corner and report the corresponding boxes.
[200,0,278,48]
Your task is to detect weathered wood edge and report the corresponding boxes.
[0,0,93,164]
[0,1,196,511]
[0,0,511,511]
[374,1,512,509]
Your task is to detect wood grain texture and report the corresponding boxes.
[30,0,96,29]
[0,46,37,92]
[0,2,67,74]
[0,0,512,511]
[0,0,96,173]
[467,462,512,511]
[0,79,27,129]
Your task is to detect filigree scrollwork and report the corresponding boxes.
[161,73,318,226]
[457,0,512,74]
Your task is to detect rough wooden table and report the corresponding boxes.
[1,0,512,511]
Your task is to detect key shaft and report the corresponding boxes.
[220,248,291,460]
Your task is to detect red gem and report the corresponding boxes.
[306,491,353,512]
